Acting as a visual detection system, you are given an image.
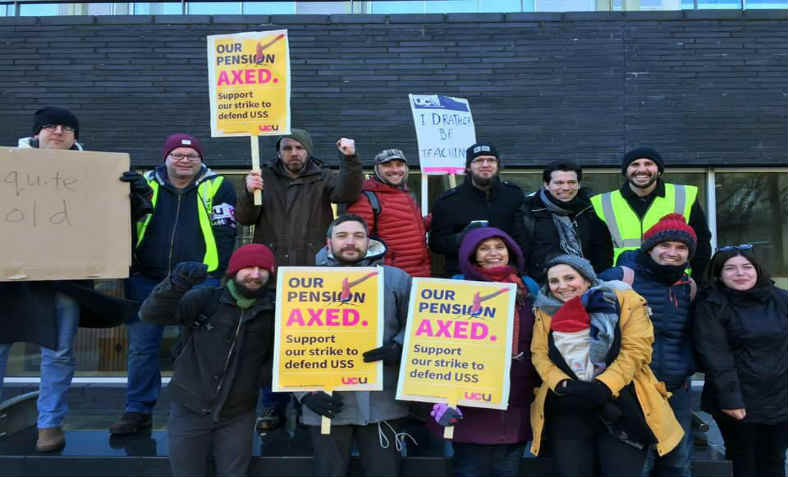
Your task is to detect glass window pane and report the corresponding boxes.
[746,0,788,7]
[368,1,424,13]
[297,1,348,13]
[535,0,596,11]
[19,3,61,15]
[715,171,788,288]
[188,1,241,14]
[242,1,295,13]
[133,2,182,14]
[697,0,741,7]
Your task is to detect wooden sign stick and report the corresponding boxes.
[320,390,332,435]
[250,134,262,205]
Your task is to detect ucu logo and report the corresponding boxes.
[464,392,491,402]
[341,377,368,385]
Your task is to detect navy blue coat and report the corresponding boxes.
[599,250,695,390]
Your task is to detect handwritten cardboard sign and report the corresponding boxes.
[409,94,476,175]
[207,30,291,137]
[396,277,515,410]
[0,147,131,281]
[272,266,384,392]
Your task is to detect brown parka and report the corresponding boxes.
[235,153,362,266]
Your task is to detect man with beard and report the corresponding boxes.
[346,148,431,277]
[138,244,277,477]
[297,214,412,477]
[591,147,711,281]
[599,214,698,477]
[237,129,362,432]
[522,160,613,284]
[429,143,526,276]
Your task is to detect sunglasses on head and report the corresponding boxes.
[716,243,753,253]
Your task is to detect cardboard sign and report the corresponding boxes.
[273,266,384,392]
[207,30,291,137]
[0,147,131,281]
[396,278,515,410]
[409,94,476,175]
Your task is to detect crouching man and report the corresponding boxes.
[138,244,277,477]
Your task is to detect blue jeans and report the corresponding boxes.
[0,293,80,428]
[124,274,218,414]
[642,378,693,477]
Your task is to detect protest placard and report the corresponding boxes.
[207,30,291,137]
[0,147,131,281]
[396,278,515,413]
[409,94,476,175]
[273,266,384,393]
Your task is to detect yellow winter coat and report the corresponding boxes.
[529,289,684,457]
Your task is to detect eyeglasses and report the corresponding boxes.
[169,153,201,161]
[717,243,753,253]
[41,124,75,134]
[471,158,498,165]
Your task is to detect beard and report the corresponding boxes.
[233,279,269,298]
[470,170,495,188]
[330,244,365,265]
[628,173,658,190]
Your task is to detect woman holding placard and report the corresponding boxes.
[428,227,539,476]
[529,255,683,476]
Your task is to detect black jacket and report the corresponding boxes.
[139,277,275,421]
[134,165,237,280]
[693,283,788,424]
[429,177,526,276]
[522,189,613,283]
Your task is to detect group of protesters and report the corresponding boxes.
[0,106,785,477]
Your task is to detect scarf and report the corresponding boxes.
[539,188,584,257]
[471,264,525,355]
[638,252,686,285]
[535,280,631,376]
[226,280,258,309]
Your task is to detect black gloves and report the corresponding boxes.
[171,262,208,291]
[120,171,154,221]
[363,342,402,365]
[120,171,153,198]
[556,379,613,409]
[301,392,344,418]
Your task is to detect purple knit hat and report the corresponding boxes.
[162,133,204,162]
[458,227,525,281]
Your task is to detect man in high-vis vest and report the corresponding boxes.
[110,133,237,435]
[590,147,711,282]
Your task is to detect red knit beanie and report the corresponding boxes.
[551,296,590,332]
[641,213,697,257]
[226,244,276,277]
[162,133,204,161]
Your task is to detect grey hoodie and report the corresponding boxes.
[297,239,412,426]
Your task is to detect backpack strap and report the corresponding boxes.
[620,266,635,286]
[688,277,697,301]
[363,190,381,237]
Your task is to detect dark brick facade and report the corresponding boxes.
[0,11,785,168]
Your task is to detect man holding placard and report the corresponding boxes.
[295,214,412,477]
[110,133,237,436]
[238,129,362,431]
[429,143,526,277]
[0,107,142,452]
[238,129,362,267]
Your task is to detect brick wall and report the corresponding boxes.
[0,11,785,168]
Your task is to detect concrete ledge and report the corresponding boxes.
[212,15,272,24]
[153,15,210,24]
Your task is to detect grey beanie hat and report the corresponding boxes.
[544,254,597,284]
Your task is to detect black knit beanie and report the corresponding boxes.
[33,107,79,140]
[621,147,663,175]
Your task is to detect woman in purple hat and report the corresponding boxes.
[427,227,540,476]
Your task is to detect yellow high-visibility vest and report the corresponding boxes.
[135,172,224,272]
[590,183,697,265]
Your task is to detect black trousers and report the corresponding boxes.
[309,420,404,477]
[714,413,788,477]
[547,410,648,477]
[168,402,256,477]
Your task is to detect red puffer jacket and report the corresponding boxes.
[347,178,431,277]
